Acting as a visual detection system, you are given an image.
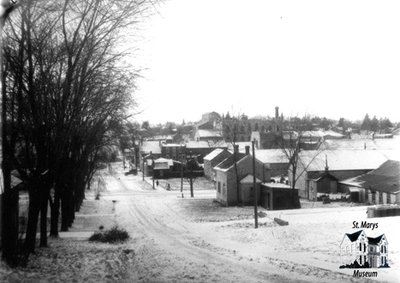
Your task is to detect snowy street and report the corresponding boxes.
[100,164,400,282]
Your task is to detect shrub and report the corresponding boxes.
[89,226,129,243]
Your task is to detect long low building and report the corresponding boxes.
[339,160,400,204]
[291,149,398,200]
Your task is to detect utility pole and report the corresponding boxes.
[142,156,145,181]
[189,151,194,198]
[252,140,258,229]
[151,152,155,189]
[179,145,184,198]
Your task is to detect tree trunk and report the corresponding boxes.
[39,186,50,247]
[60,189,69,232]
[49,188,60,237]
[24,187,40,254]
[1,185,19,264]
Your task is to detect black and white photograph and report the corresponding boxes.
[0,0,399,282]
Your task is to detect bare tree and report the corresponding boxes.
[275,116,324,199]
[1,0,151,259]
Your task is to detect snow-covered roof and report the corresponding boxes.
[350,160,400,194]
[253,149,289,164]
[197,129,222,138]
[323,130,345,138]
[261,182,292,189]
[204,148,225,161]
[299,150,389,172]
[214,153,248,171]
[162,143,184,147]
[240,174,261,184]
[301,130,325,138]
[186,141,210,148]
[227,142,252,153]
[141,141,162,154]
[153,158,173,170]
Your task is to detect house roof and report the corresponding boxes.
[240,174,261,184]
[323,130,345,138]
[299,150,389,172]
[308,171,339,181]
[153,158,173,170]
[351,160,400,194]
[345,230,364,242]
[162,143,184,148]
[208,140,228,148]
[227,142,252,153]
[203,148,226,161]
[215,153,247,170]
[322,136,400,151]
[253,149,289,164]
[196,129,222,138]
[261,182,292,189]
[141,141,162,154]
[301,130,325,139]
[186,141,210,149]
[368,235,384,245]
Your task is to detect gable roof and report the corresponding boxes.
[345,230,364,242]
[351,160,400,194]
[368,235,385,245]
[240,174,261,184]
[203,148,227,161]
[309,171,339,181]
[254,149,289,164]
[186,141,210,149]
[215,153,247,170]
[196,129,222,138]
[299,150,389,172]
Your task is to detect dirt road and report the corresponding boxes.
[100,168,376,283]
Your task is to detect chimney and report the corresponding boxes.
[234,144,239,153]
[275,106,279,120]
[245,145,250,155]
[325,154,329,172]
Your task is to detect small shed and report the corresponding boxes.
[260,183,300,210]
[153,158,173,179]
[239,174,261,205]
[308,171,338,200]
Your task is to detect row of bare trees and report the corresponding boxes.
[1,0,149,265]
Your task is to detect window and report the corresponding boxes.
[359,256,362,264]
[364,243,366,252]
[359,243,362,251]
[218,182,221,193]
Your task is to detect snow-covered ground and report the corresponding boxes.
[2,162,399,282]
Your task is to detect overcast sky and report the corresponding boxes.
[130,0,400,124]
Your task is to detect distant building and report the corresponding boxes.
[260,182,300,210]
[339,160,400,204]
[214,147,270,206]
[161,143,185,160]
[253,149,289,178]
[194,129,223,143]
[203,149,231,181]
[292,150,390,199]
